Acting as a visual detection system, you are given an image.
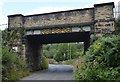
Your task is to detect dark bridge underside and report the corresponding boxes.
[26,32,90,44]
[25,32,90,71]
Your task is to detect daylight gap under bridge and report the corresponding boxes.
[25,31,90,71]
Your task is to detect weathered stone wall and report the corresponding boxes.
[24,9,94,28]
[94,3,115,33]
[94,5,114,20]
[95,21,114,33]
[8,2,115,33]
[8,8,94,29]
[8,15,24,28]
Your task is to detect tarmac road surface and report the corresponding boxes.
[21,64,74,80]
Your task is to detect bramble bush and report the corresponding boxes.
[74,35,120,81]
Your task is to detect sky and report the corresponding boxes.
[0,0,120,30]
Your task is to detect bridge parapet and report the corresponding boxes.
[8,2,115,34]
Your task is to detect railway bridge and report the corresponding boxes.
[8,2,114,71]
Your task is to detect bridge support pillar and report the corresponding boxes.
[84,33,90,54]
[25,38,42,71]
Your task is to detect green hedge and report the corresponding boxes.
[74,35,120,80]
[2,47,29,81]
[41,55,48,70]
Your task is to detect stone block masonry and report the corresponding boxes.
[8,2,115,34]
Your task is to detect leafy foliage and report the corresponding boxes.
[41,55,49,70]
[74,35,120,80]
[2,28,25,52]
[86,35,120,67]
[43,43,83,62]
[2,47,29,81]
[115,18,120,30]
[2,28,29,81]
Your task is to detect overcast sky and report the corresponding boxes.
[0,0,120,30]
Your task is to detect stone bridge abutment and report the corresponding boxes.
[25,37,42,71]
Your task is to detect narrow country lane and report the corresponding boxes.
[20,64,74,80]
